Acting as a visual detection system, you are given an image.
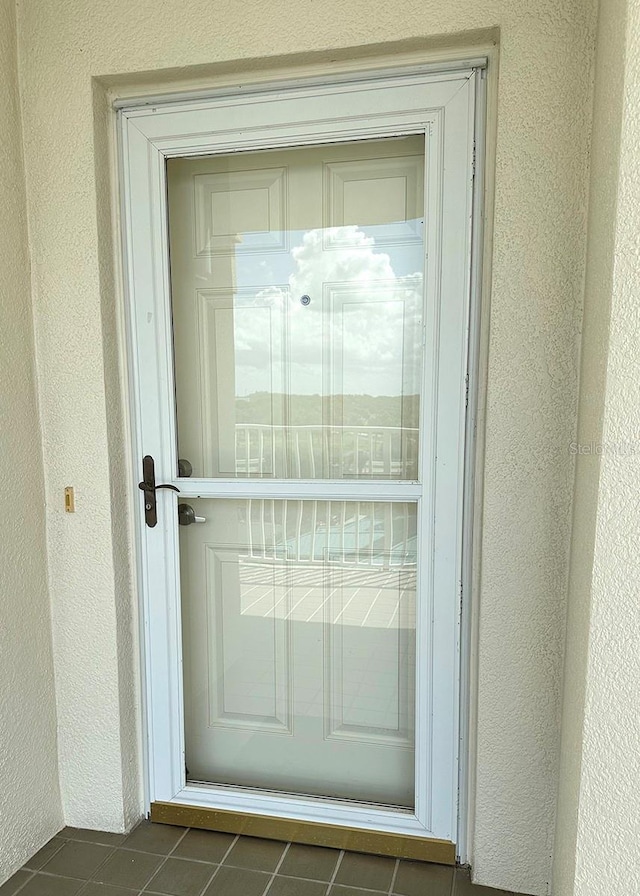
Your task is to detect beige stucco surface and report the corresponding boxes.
[552,0,627,891]
[13,0,597,892]
[555,0,640,892]
[0,0,63,883]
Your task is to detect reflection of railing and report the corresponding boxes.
[242,500,417,568]
[234,425,419,479]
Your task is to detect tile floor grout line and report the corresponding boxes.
[105,844,234,864]
[261,840,292,896]
[188,831,241,896]
[23,838,67,875]
[324,883,395,894]
[323,848,345,896]
[23,863,393,892]
[10,862,408,896]
[386,858,400,895]
[59,832,128,848]
[2,869,36,896]
[37,840,120,896]
[253,872,392,893]
[137,825,192,894]
[12,831,517,896]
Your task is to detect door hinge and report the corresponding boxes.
[471,140,476,180]
[465,373,470,408]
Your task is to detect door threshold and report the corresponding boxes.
[150,801,456,865]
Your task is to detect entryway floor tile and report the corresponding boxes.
[394,859,453,895]
[145,857,216,896]
[40,842,114,880]
[172,830,235,864]
[120,823,185,856]
[278,843,341,881]
[267,876,328,896]
[0,870,32,895]
[454,867,515,895]
[334,851,396,891]
[18,875,85,896]
[23,839,65,870]
[92,850,164,890]
[203,865,271,895]
[223,836,286,872]
[60,829,127,848]
[7,823,532,896]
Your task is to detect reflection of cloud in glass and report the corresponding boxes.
[234,225,423,398]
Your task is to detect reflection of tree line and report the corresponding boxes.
[236,392,419,428]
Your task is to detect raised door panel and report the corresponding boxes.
[194,167,288,256]
[323,154,424,248]
[193,288,287,478]
[204,548,292,734]
[325,562,416,747]
[180,498,418,806]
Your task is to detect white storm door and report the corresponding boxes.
[120,66,477,844]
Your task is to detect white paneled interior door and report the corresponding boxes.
[120,66,479,844]
[168,139,424,807]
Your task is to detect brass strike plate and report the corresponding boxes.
[64,486,75,513]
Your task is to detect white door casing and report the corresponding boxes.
[119,66,479,844]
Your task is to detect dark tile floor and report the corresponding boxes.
[0,822,518,896]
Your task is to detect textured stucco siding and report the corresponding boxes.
[552,0,629,893]
[0,0,63,883]
[14,0,597,892]
[564,0,640,892]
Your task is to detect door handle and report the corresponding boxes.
[178,458,193,477]
[178,503,207,526]
[138,454,180,528]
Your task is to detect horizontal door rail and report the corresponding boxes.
[170,478,423,501]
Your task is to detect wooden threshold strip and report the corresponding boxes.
[151,801,456,865]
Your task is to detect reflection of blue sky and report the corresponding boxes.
[231,224,424,398]
[236,223,424,285]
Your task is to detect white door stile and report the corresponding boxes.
[421,80,478,841]
[119,66,478,843]
[121,118,187,802]
[457,68,488,863]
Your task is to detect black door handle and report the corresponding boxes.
[138,454,180,528]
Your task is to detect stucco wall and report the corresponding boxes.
[553,0,628,892]
[555,1,640,892]
[14,0,596,892]
[0,0,63,883]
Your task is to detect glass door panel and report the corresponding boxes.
[167,137,425,480]
[179,498,417,806]
[167,136,427,809]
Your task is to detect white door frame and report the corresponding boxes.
[118,63,482,847]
